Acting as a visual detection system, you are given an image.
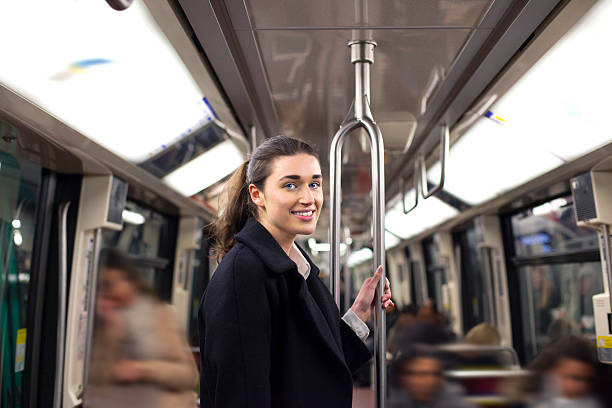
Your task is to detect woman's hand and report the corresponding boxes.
[113,359,144,383]
[350,266,394,323]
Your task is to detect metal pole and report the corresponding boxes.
[329,40,386,408]
[601,224,612,312]
[82,228,103,389]
[54,202,71,408]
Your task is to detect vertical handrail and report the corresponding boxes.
[82,228,102,390]
[600,224,612,312]
[421,125,449,199]
[329,40,386,408]
[54,202,71,408]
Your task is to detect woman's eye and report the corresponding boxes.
[283,183,297,190]
[309,182,321,189]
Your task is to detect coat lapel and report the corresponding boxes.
[235,218,349,371]
[293,273,347,370]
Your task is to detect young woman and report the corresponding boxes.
[199,135,393,407]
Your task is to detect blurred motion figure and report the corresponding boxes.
[388,345,475,408]
[85,249,198,408]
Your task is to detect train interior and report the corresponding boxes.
[1,0,612,407]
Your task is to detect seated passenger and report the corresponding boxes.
[524,336,604,408]
[388,345,475,408]
[86,249,199,408]
[464,322,501,346]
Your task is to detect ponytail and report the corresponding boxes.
[211,135,319,261]
[211,160,254,261]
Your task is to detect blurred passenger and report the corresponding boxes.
[86,249,198,408]
[464,323,501,346]
[448,323,508,369]
[521,336,604,408]
[387,304,419,355]
[546,318,575,343]
[388,345,475,408]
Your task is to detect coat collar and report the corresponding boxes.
[235,218,320,276]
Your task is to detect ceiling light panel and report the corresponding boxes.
[425,1,612,206]
[163,140,245,196]
[0,0,214,163]
[385,189,458,240]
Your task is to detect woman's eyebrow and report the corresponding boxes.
[279,174,322,181]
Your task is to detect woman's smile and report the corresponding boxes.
[291,208,316,221]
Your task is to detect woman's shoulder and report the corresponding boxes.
[209,243,270,288]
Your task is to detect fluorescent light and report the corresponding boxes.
[122,209,146,225]
[385,231,401,250]
[13,230,23,246]
[12,219,21,229]
[163,140,245,196]
[348,248,373,268]
[0,0,215,163]
[532,197,568,216]
[307,238,347,254]
[423,1,612,206]
[385,189,458,240]
[426,120,563,205]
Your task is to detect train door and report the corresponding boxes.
[0,152,41,407]
[0,120,83,408]
[453,217,513,345]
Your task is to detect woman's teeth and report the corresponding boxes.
[293,211,314,216]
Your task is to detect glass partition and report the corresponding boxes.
[518,262,602,362]
[0,152,41,407]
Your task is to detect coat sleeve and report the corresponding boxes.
[339,318,372,373]
[200,247,272,408]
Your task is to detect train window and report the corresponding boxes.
[507,195,603,363]
[511,196,598,257]
[101,200,178,301]
[0,152,42,407]
[518,262,603,362]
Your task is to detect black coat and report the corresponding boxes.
[199,218,371,407]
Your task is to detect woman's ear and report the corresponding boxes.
[249,184,265,208]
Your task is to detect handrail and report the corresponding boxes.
[329,40,386,408]
[421,125,449,199]
[82,228,102,390]
[400,160,421,214]
[53,202,71,408]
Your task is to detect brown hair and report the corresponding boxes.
[99,248,157,300]
[211,135,319,261]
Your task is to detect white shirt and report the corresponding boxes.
[288,244,370,342]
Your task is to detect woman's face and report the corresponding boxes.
[99,267,138,309]
[250,153,323,247]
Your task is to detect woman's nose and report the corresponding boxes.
[299,188,314,204]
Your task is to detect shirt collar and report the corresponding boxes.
[234,218,319,277]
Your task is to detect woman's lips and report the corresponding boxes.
[291,210,315,221]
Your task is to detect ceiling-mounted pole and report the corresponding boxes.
[329,40,386,408]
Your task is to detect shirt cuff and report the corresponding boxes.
[342,309,370,342]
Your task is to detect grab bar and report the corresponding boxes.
[421,125,449,199]
[53,202,71,408]
[400,160,421,214]
[329,40,387,408]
